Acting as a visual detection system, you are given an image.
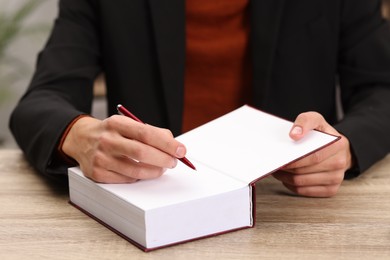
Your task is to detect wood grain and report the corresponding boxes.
[0,149,389,260]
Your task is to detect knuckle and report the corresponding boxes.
[138,126,177,152]
[161,128,174,139]
[334,138,348,153]
[330,171,345,185]
[103,115,120,130]
[163,139,177,152]
[324,185,339,197]
[292,176,306,187]
[297,111,322,121]
[97,132,114,150]
[136,125,153,144]
[91,151,106,167]
[128,166,164,180]
[89,168,107,183]
[154,127,175,148]
[307,111,324,120]
[152,168,166,179]
[155,168,165,178]
[128,167,143,180]
[294,113,309,126]
[339,135,350,147]
[332,157,348,170]
[293,186,307,196]
[297,112,310,120]
[131,145,147,161]
[310,151,323,164]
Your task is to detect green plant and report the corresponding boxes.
[0,0,47,105]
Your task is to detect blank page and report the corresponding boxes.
[177,105,339,184]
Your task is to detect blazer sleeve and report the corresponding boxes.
[9,0,101,178]
[335,0,390,177]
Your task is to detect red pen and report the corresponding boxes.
[117,104,197,171]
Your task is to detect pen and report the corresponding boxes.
[117,104,197,171]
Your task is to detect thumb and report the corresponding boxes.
[289,111,333,141]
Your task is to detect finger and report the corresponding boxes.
[80,158,138,184]
[97,130,178,169]
[283,135,350,170]
[289,112,335,141]
[88,169,138,184]
[283,153,349,175]
[282,183,340,198]
[87,153,165,183]
[122,139,179,168]
[111,157,166,180]
[108,155,166,180]
[107,115,187,158]
[273,170,344,187]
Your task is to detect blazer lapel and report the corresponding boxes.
[250,0,285,107]
[148,0,185,135]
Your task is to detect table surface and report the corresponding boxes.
[0,149,389,260]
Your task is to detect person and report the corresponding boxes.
[9,0,390,198]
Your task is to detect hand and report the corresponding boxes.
[273,112,353,197]
[62,115,186,183]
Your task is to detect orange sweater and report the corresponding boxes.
[182,0,252,132]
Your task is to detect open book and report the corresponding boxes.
[68,105,339,251]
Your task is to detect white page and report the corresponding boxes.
[177,105,339,184]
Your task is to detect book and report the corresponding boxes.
[68,105,339,251]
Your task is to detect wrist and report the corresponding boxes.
[61,116,99,162]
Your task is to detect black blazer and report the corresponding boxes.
[10,0,390,178]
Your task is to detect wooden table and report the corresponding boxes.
[1,149,389,259]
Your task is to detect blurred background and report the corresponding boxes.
[0,0,389,149]
[0,0,57,148]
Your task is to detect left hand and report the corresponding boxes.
[273,112,353,197]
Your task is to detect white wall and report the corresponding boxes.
[0,0,58,148]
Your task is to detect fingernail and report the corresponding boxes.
[171,159,178,168]
[291,126,303,135]
[175,146,186,158]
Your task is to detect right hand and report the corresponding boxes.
[62,115,187,183]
